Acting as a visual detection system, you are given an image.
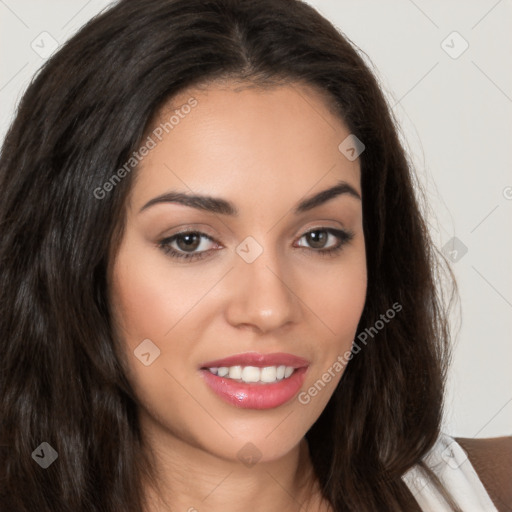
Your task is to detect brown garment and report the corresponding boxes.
[456,436,512,512]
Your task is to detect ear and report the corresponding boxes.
[455,436,512,512]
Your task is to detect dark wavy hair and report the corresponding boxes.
[0,0,460,510]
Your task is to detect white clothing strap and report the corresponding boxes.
[402,433,498,511]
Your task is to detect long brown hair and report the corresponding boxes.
[0,0,459,510]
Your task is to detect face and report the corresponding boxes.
[109,81,367,465]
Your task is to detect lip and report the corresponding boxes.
[199,352,310,410]
[200,366,309,410]
[200,351,310,369]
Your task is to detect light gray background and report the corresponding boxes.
[1,0,510,438]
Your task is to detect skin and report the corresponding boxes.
[109,81,367,511]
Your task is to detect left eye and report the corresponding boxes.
[296,228,349,250]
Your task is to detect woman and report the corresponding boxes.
[0,0,509,510]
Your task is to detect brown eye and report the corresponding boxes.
[296,227,354,257]
[305,230,329,249]
[175,232,202,252]
[158,231,219,261]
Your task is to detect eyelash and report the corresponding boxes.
[157,227,354,262]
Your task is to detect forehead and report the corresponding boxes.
[130,82,361,211]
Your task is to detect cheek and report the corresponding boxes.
[109,247,208,436]
[109,241,221,396]
[312,247,367,344]
[301,242,367,391]
[110,241,214,346]
[296,260,366,417]
[311,270,366,335]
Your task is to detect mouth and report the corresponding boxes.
[199,352,310,410]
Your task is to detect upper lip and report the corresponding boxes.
[200,352,310,369]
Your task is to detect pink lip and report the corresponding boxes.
[200,351,310,369]
[200,367,308,409]
[199,352,310,410]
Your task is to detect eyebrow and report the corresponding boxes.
[139,179,361,215]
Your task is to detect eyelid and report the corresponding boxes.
[159,230,220,249]
[158,224,220,242]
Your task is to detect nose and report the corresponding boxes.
[223,244,302,334]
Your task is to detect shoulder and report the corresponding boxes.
[455,436,512,512]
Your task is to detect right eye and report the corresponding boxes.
[158,231,221,261]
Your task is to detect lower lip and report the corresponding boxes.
[200,367,308,410]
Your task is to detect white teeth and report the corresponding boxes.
[260,366,277,382]
[217,367,229,377]
[206,365,296,383]
[242,366,260,382]
[228,365,242,379]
